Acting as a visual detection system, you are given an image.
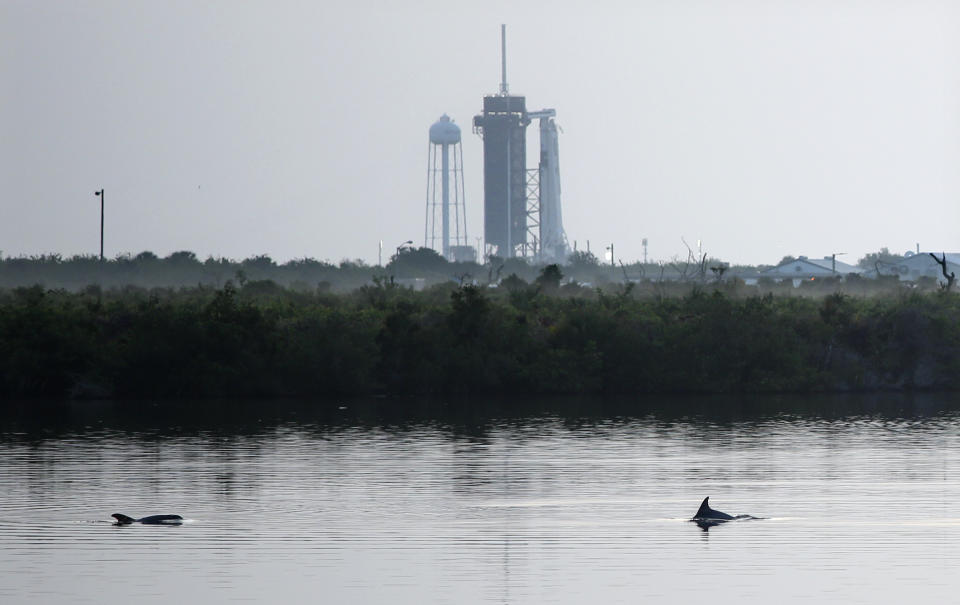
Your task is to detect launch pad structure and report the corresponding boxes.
[473,25,568,263]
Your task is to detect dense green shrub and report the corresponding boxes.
[2,281,960,400]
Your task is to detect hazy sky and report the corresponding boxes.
[3,0,959,266]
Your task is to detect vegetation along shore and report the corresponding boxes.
[1,250,958,400]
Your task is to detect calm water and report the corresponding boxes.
[3,395,960,604]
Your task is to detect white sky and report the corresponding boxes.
[2,0,959,266]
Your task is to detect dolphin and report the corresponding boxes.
[112,513,183,525]
[691,497,756,530]
[693,497,734,521]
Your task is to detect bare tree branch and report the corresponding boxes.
[929,252,956,292]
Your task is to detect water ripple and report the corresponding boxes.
[3,400,960,603]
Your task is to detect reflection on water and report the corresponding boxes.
[2,393,960,604]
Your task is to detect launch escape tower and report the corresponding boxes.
[473,25,568,262]
[425,114,471,261]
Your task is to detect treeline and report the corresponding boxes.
[2,277,959,401]
[0,248,938,298]
[0,248,594,291]
[0,248,643,291]
[0,251,380,292]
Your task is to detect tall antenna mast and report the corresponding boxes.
[499,24,509,95]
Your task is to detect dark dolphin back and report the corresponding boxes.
[693,497,734,520]
[112,513,183,525]
[137,514,183,524]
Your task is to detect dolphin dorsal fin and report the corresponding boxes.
[695,497,711,517]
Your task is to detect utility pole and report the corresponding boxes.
[94,189,104,261]
[831,252,846,273]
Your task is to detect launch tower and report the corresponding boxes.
[474,25,567,261]
[473,25,530,258]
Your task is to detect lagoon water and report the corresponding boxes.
[3,395,960,604]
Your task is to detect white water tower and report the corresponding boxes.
[425,115,470,261]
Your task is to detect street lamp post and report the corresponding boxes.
[395,239,413,257]
[94,189,104,261]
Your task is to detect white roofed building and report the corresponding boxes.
[761,256,860,286]
[861,252,960,284]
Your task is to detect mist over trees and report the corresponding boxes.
[0,251,378,292]
[857,247,905,269]
[0,248,633,292]
[0,247,944,297]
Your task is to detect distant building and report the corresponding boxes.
[761,256,860,286]
[861,252,960,284]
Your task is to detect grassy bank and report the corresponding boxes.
[2,280,959,400]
